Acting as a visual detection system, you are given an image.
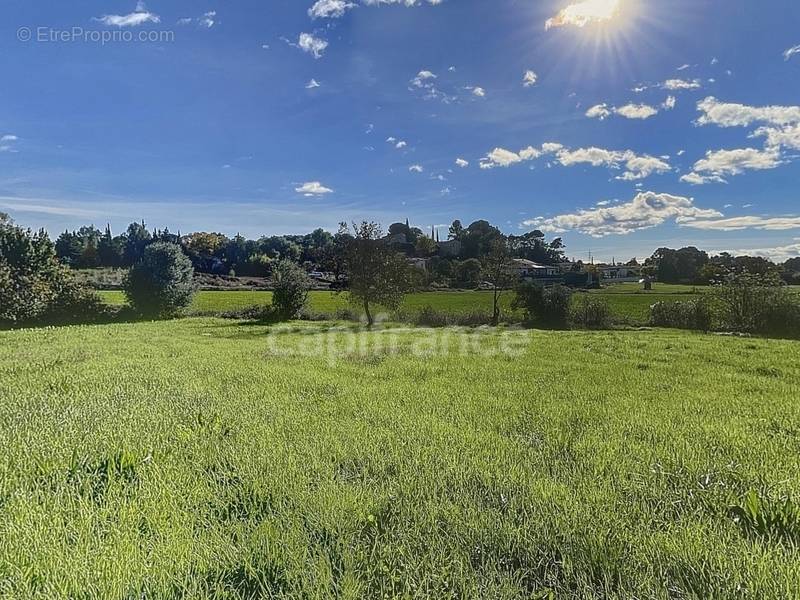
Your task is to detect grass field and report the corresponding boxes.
[98,283,705,325]
[1,318,799,598]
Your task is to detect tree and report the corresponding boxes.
[1,219,102,325]
[481,238,516,324]
[272,259,311,319]
[98,225,123,268]
[55,231,83,266]
[124,242,196,317]
[183,232,229,273]
[341,221,414,326]
[448,220,465,241]
[508,230,565,264]
[123,221,153,266]
[415,236,436,257]
[785,258,800,273]
[513,282,572,328]
[645,247,709,284]
[455,259,482,287]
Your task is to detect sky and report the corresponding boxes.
[1,0,799,263]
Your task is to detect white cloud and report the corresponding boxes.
[309,0,441,19]
[679,172,726,185]
[587,101,668,121]
[678,216,800,231]
[480,147,525,169]
[469,86,486,98]
[412,70,436,86]
[0,134,19,153]
[305,78,321,89]
[586,104,611,120]
[395,140,407,149]
[309,0,357,18]
[95,2,160,27]
[295,181,333,196]
[410,69,455,103]
[409,164,424,173]
[663,96,676,110]
[684,98,800,183]
[721,240,800,262]
[696,97,800,128]
[455,158,469,168]
[753,124,800,150]
[784,45,800,61]
[297,33,328,58]
[479,142,669,180]
[662,78,702,90]
[681,147,783,184]
[522,70,538,87]
[555,147,671,180]
[614,103,659,120]
[522,191,722,237]
[545,0,622,29]
[198,11,217,28]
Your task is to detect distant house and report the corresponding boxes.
[513,259,561,280]
[599,264,642,282]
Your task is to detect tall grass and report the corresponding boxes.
[1,319,799,597]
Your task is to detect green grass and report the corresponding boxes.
[1,318,799,598]
[98,286,707,325]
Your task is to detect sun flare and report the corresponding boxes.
[545,0,625,30]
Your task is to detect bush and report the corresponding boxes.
[649,297,715,332]
[714,273,800,337]
[0,221,105,326]
[400,305,494,327]
[569,295,612,330]
[219,304,278,321]
[124,242,196,317]
[513,282,572,328]
[271,260,311,319]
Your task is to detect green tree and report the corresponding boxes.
[455,258,482,287]
[481,238,516,324]
[124,242,196,317]
[123,221,153,266]
[272,259,311,319]
[513,282,572,328]
[341,222,414,326]
[1,219,102,324]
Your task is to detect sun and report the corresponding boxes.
[545,0,626,30]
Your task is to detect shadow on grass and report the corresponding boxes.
[0,306,195,332]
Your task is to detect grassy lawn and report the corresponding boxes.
[98,285,707,325]
[0,319,798,598]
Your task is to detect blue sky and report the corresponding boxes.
[1,0,799,262]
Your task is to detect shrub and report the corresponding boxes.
[400,306,494,327]
[0,221,105,326]
[714,273,800,337]
[271,260,311,319]
[219,304,278,321]
[569,295,612,330]
[649,297,715,332]
[513,282,572,328]
[124,242,196,317]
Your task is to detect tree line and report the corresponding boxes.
[50,218,567,281]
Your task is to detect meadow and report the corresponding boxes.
[97,283,704,325]
[1,318,799,598]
